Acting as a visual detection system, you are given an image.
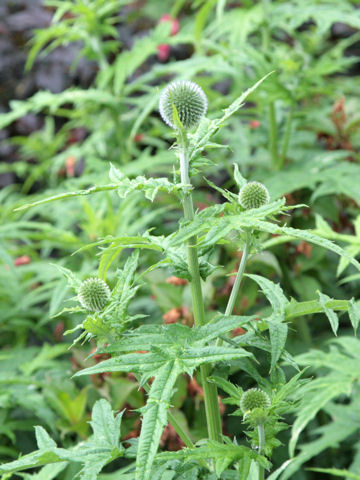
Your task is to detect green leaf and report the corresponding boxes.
[73,352,166,378]
[0,449,64,475]
[14,183,119,212]
[35,427,57,450]
[17,463,68,480]
[233,164,247,189]
[189,72,274,161]
[348,298,360,335]
[109,164,190,202]
[90,399,123,450]
[317,291,339,336]
[0,399,125,479]
[246,274,289,371]
[285,298,350,320]
[157,440,270,472]
[246,274,289,315]
[308,468,360,479]
[136,361,181,480]
[208,376,243,403]
[268,323,288,372]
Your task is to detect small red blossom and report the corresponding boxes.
[157,44,171,61]
[65,156,76,177]
[249,120,261,129]
[166,276,188,286]
[157,14,179,61]
[159,14,179,35]
[14,255,31,266]
[134,133,144,142]
[163,307,182,324]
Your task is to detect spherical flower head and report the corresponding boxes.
[240,388,271,413]
[159,80,207,130]
[239,181,270,210]
[78,278,111,312]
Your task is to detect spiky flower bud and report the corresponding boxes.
[159,80,207,130]
[240,388,271,413]
[239,181,270,210]
[78,278,111,312]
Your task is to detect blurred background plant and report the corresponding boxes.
[1,0,360,478]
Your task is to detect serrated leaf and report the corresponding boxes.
[14,183,120,212]
[157,440,270,470]
[0,399,125,478]
[285,298,350,320]
[348,298,360,335]
[18,463,67,480]
[90,399,123,450]
[73,352,166,378]
[208,376,242,402]
[318,291,339,336]
[35,427,57,450]
[110,165,190,202]
[289,375,351,457]
[246,274,289,315]
[268,323,288,372]
[233,164,247,189]
[189,72,274,161]
[246,274,289,371]
[136,361,181,480]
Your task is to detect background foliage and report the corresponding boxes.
[1,0,360,479]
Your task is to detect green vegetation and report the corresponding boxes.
[1,1,360,479]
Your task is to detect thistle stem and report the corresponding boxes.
[225,231,251,317]
[258,424,266,480]
[179,138,223,443]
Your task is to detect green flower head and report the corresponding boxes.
[240,388,271,413]
[239,181,270,210]
[159,80,207,130]
[78,277,111,312]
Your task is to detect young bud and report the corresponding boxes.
[239,181,270,210]
[240,388,271,413]
[159,80,207,130]
[78,278,111,312]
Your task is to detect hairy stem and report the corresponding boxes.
[258,424,265,480]
[179,138,223,443]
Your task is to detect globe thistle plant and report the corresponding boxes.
[240,388,271,413]
[239,181,270,210]
[78,277,111,312]
[159,80,207,130]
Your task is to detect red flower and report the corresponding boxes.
[249,120,260,129]
[14,255,31,266]
[157,14,179,61]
